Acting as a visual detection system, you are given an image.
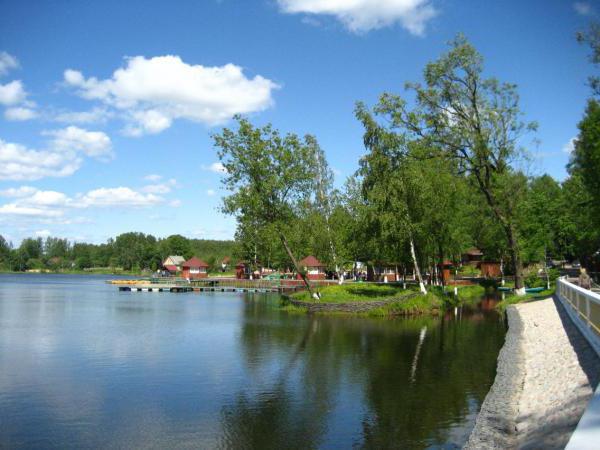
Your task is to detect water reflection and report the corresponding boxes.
[0,275,505,449]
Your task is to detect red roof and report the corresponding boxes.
[298,255,325,267]
[164,264,178,272]
[183,257,209,268]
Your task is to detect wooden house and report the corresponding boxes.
[162,255,185,275]
[297,256,326,280]
[182,257,209,279]
[462,248,483,266]
[480,261,501,278]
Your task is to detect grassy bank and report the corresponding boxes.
[288,283,445,316]
[496,287,556,311]
[292,283,414,303]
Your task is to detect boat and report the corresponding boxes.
[525,287,545,294]
[498,286,512,292]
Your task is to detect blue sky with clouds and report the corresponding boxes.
[0,0,597,245]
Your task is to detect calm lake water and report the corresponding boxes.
[0,274,506,449]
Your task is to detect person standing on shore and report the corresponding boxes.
[578,268,592,290]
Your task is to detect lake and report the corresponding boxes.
[0,274,506,449]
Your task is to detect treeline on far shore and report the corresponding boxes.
[0,233,237,274]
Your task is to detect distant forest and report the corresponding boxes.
[0,233,237,273]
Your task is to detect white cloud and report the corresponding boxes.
[277,0,437,34]
[4,106,38,121]
[169,199,182,207]
[0,138,82,181]
[64,55,279,135]
[206,189,216,196]
[0,52,19,76]
[0,203,63,217]
[34,229,51,238]
[574,2,593,15]
[141,178,177,194]
[0,80,27,105]
[144,174,162,182]
[75,187,164,208]
[44,126,113,160]
[53,107,112,124]
[203,162,227,174]
[563,137,576,154]
[0,186,38,197]
[22,190,70,207]
[0,127,112,181]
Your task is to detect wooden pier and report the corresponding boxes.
[111,277,314,294]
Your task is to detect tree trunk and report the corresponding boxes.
[278,232,318,299]
[506,224,525,295]
[409,237,427,294]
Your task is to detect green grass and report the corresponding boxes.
[367,292,444,317]
[496,287,555,311]
[291,283,415,303]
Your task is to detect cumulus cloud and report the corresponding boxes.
[0,51,19,76]
[277,0,437,34]
[0,203,64,217]
[144,174,162,182]
[0,80,27,105]
[574,2,593,15]
[0,184,177,220]
[5,106,38,121]
[75,187,164,208]
[0,186,38,197]
[0,138,82,181]
[64,55,279,135]
[0,127,112,181]
[34,229,52,238]
[44,126,113,160]
[206,189,216,196]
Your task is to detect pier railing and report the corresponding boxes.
[557,276,600,357]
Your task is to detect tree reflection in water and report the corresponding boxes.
[218,295,505,449]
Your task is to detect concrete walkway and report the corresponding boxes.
[465,297,600,449]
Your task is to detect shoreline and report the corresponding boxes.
[465,297,600,449]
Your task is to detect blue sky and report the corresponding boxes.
[0,0,596,245]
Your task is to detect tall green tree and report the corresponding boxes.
[214,116,320,297]
[577,21,600,96]
[360,35,536,294]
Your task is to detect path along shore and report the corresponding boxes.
[465,297,600,449]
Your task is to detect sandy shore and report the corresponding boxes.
[465,297,600,449]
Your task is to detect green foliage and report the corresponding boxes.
[496,288,555,311]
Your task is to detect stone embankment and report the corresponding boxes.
[466,297,600,449]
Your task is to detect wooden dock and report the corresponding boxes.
[112,277,311,294]
[117,284,282,294]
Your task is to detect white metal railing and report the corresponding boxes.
[557,276,600,357]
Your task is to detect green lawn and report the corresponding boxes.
[291,283,415,303]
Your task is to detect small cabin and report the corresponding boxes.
[480,261,501,278]
[182,257,209,279]
[297,256,326,280]
[462,248,483,266]
[162,255,185,275]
